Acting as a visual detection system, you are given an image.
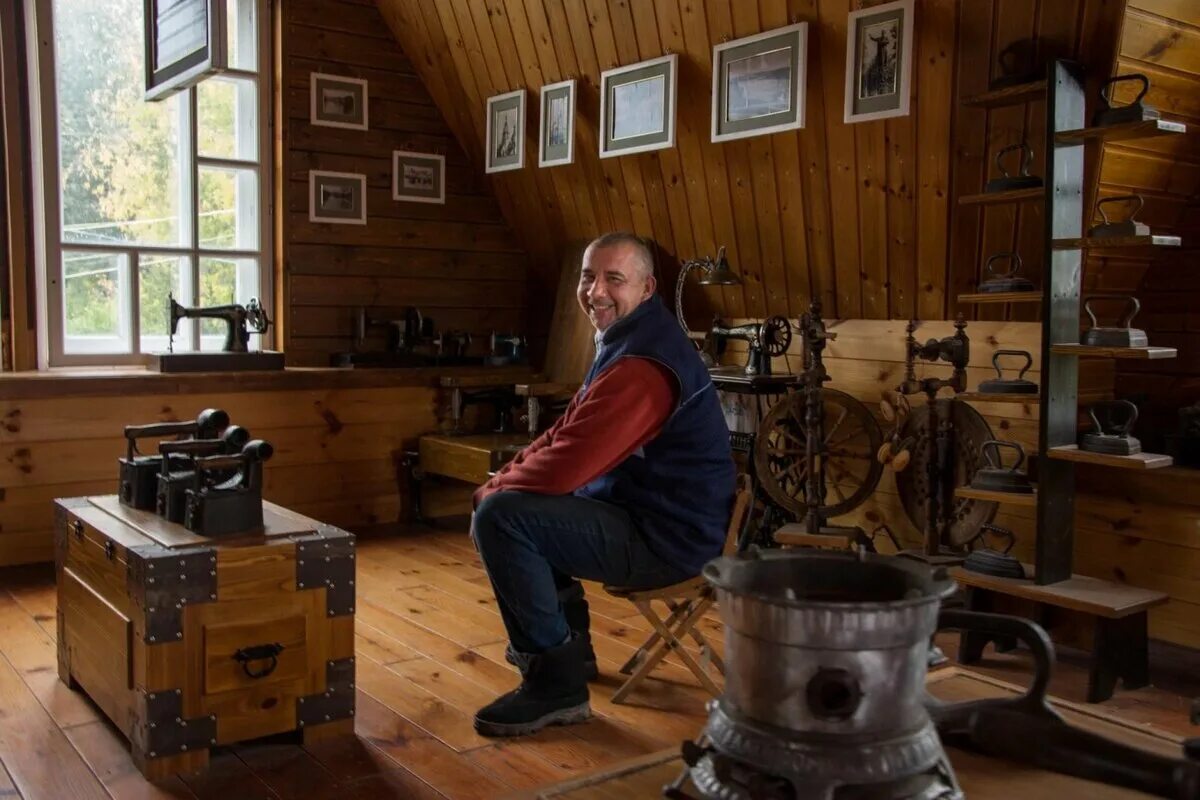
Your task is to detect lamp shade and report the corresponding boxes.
[698,247,741,285]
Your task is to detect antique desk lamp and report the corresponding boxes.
[675,246,741,345]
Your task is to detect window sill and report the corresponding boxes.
[0,363,535,400]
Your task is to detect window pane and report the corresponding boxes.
[54,0,185,246]
[63,250,131,354]
[140,254,193,354]
[227,0,257,71]
[198,77,258,160]
[199,167,259,250]
[199,257,260,351]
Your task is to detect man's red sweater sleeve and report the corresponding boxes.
[473,357,678,506]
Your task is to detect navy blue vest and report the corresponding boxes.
[574,294,736,577]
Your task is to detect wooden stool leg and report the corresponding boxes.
[957,587,994,665]
[1089,613,1150,703]
[1120,612,1150,690]
[618,599,690,675]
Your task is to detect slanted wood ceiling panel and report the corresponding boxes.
[377,0,962,324]
[279,0,532,367]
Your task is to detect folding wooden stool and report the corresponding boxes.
[604,476,752,704]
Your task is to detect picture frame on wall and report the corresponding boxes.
[712,22,808,142]
[843,0,914,124]
[599,54,678,158]
[310,73,369,130]
[538,79,576,168]
[393,151,445,204]
[143,0,227,101]
[486,89,526,173]
[309,170,366,225]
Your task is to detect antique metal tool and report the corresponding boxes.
[970,440,1034,494]
[963,522,1026,579]
[486,332,527,366]
[978,349,1038,395]
[707,316,792,376]
[168,294,270,354]
[183,439,274,536]
[118,408,231,510]
[434,330,472,360]
[989,37,1040,89]
[1080,399,1142,456]
[1089,194,1151,239]
[156,425,252,523]
[1082,295,1148,348]
[1093,74,1160,128]
[978,252,1035,293]
[985,142,1042,193]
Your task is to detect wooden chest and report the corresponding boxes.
[54,495,356,780]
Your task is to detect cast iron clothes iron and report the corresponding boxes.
[1080,399,1142,456]
[183,439,274,536]
[1081,295,1148,348]
[988,38,1041,89]
[963,523,1025,579]
[677,549,963,800]
[977,252,1035,293]
[970,440,1034,494]
[984,142,1042,193]
[118,408,230,511]
[1092,73,1160,128]
[978,349,1038,395]
[155,425,251,524]
[1088,194,1151,239]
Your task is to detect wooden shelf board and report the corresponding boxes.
[958,391,1039,404]
[1050,344,1177,359]
[958,187,1044,206]
[961,80,1046,109]
[957,291,1042,304]
[1055,118,1187,145]
[949,566,1168,618]
[954,486,1037,507]
[1047,445,1173,470]
[1053,234,1181,250]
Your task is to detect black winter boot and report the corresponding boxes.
[505,594,599,681]
[475,634,592,737]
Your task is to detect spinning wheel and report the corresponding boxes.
[893,401,998,547]
[753,389,883,519]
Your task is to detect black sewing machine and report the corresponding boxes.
[118,408,230,510]
[332,306,478,368]
[148,295,284,372]
[486,332,527,366]
[706,316,792,379]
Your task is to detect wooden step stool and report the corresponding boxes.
[950,565,1168,703]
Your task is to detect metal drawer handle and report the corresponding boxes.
[232,643,284,679]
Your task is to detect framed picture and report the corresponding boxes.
[844,0,914,123]
[538,79,576,168]
[310,73,369,130]
[712,22,808,142]
[599,54,678,159]
[309,170,366,225]
[486,89,526,173]
[393,151,445,204]
[143,0,226,101]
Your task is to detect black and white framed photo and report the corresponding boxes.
[143,0,227,101]
[393,151,445,204]
[844,0,914,123]
[486,89,526,173]
[310,73,369,130]
[538,79,576,168]
[712,22,808,142]
[599,54,677,159]
[309,170,366,225]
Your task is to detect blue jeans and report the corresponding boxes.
[472,491,696,654]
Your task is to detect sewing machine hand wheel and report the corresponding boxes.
[1083,295,1140,332]
[990,349,1033,382]
[245,297,271,333]
[760,315,792,357]
[1099,74,1149,110]
[995,142,1034,178]
[981,439,1025,473]
[985,252,1023,279]
[1088,399,1139,437]
[1095,194,1145,227]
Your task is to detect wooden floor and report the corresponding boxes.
[0,521,1196,800]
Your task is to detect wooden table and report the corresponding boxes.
[511,667,1183,799]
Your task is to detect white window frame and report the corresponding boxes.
[27,0,273,367]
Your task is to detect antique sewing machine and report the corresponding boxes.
[486,332,527,366]
[118,408,231,510]
[705,315,792,379]
[149,294,284,372]
[332,307,477,367]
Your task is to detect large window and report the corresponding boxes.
[32,0,270,364]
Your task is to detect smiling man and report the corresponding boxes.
[470,232,736,737]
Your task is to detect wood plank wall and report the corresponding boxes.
[1091,0,1200,445]
[279,0,534,367]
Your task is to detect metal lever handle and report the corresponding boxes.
[995,142,1034,178]
[985,252,1023,279]
[1099,73,1150,109]
[981,439,1025,473]
[991,349,1033,380]
[1088,399,1139,437]
[232,642,284,679]
[1096,194,1145,226]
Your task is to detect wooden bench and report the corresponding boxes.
[950,565,1169,703]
